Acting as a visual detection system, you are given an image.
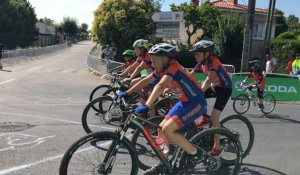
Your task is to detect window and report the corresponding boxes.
[252,24,264,40]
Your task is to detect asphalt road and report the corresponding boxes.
[0,41,299,175]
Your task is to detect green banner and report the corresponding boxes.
[193,72,300,102]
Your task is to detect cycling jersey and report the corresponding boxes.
[152,60,205,102]
[124,59,135,68]
[194,56,232,88]
[247,70,265,90]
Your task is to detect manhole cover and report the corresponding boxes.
[0,122,35,132]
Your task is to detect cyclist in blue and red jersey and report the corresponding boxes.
[190,40,232,155]
[241,60,266,109]
[118,43,208,174]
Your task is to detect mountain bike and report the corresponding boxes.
[82,89,176,133]
[60,99,242,175]
[233,84,276,114]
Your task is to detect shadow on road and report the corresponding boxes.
[240,163,287,175]
[246,114,300,125]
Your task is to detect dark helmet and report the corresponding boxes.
[249,59,261,72]
[190,40,214,52]
[148,43,177,58]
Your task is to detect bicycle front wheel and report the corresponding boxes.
[261,94,276,114]
[90,84,111,112]
[59,131,138,175]
[179,128,242,175]
[233,94,250,114]
[82,96,121,133]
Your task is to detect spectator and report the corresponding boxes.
[102,44,112,64]
[272,55,277,71]
[0,43,3,69]
[292,53,300,76]
[285,54,296,75]
[265,53,274,73]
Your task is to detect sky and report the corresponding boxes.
[28,0,300,30]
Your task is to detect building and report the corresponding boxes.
[35,22,56,47]
[210,0,276,59]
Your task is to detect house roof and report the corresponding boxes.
[211,0,267,13]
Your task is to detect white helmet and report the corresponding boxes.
[132,39,149,48]
[149,43,177,58]
[191,40,214,52]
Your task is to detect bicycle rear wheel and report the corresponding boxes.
[233,94,250,114]
[261,94,276,114]
[59,131,138,175]
[179,128,242,175]
[221,115,254,161]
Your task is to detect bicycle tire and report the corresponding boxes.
[179,128,242,175]
[261,94,276,114]
[221,115,254,161]
[82,96,117,133]
[233,94,250,114]
[131,116,165,170]
[89,84,111,112]
[59,131,139,175]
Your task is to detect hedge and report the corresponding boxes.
[270,39,300,72]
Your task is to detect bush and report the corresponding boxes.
[270,39,300,73]
[276,32,297,40]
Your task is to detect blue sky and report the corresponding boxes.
[162,0,300,18]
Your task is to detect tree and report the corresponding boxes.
[170,3,201,46]
[92,0,162,61]
[287,15,300,35]
[39,17,55,26]
[276,32,296,40]
[80,23,88,33]
[274,9,288,37]
[212,13,245,69]
[62,17,78,37]
[170,1,220,46]
[0,0,37,49]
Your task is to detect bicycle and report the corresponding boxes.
[89,69,125,106]
[60,98,242,175]
[82,89,176,133]
[233,84,276,114]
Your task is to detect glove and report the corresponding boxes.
[117,91,128,98]
[135,105,149,114]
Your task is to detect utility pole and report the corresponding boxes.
[262,0,276,67]
[241,0,256,72]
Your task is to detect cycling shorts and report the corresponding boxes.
[205,87,232,111]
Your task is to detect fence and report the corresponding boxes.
[2,43,68,59]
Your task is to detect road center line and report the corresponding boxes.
[0,78,15,85]
[0,112,115,130]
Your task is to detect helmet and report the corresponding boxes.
[249,59,261,72]
[122,49,135,58]
[149,43,177,58]
[132,39,149,49]
[190,40,214,52]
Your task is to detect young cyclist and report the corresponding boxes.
[120,39,153,83]
[190,40,232,155]
[122,49,136,68]
[241,60,266,109]
[118,43,208,174]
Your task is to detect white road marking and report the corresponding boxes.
[0,112,115,130]
[0,133,134,175]
[0,79,15,85]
